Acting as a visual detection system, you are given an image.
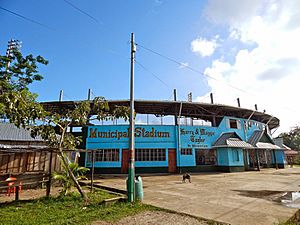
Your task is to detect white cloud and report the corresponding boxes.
[191,37,218,57]
[197,0,300,135]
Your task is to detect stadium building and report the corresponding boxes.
[42,99,284,174]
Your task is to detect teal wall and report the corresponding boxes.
[217,148,244,166]
[84,116,281,171]
[275,150,285,164]
[217,148,229,166]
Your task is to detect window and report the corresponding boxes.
[229,119,241,129]
[195,149,216,165]
[181,148,193,155]
[87,149,119,162]
[135,148,166,161]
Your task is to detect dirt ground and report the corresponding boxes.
[91,211,210,225]
[0,186,61,203]
[88,168,300,225]
[0,188,210,225]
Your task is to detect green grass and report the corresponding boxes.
[0,190,156,225]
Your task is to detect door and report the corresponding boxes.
[168,149,177,173]
[121,149,129,174]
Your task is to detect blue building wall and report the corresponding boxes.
[84,116,285,172]
[275,150,285,164]
[217,148,244,167]
[217,148,230,166]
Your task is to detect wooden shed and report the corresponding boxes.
[0,123,63,176]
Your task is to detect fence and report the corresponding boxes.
[0,149,75,200]
[0,149,66,175]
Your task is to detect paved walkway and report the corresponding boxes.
[90,168,300,225]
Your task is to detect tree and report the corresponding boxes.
[52,160,90,196]
[29,97,129,200]
[0,47,130,201]
[0,47,48,93]
[278,125,300,150]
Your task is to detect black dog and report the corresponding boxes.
[182,173,191,183]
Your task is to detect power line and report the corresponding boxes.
[135,42,249,95]
[63,0,102,25]
[0,6,54,30]
[135,59,191,101]
[135,60,169,88]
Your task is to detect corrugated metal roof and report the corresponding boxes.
[248,130,282,149]
[256,142,281,149]
[227,138,253,148]
[0,144,48,149]
[213,132,253,148]
[0,123,44,142]
[41,99,280,129]
[214,132,236,146]
[285,149,298,155]
[248,130,264,146]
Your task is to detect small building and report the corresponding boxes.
[0,123,62,176]
[274,137,298,166]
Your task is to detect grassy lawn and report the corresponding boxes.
[0,189,156,225]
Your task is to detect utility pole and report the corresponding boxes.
[128,33,136,202]
[188,92,193,126]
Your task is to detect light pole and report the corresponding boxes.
[128,33,136,202]
[1,39,21,95]
[6,39,22,69]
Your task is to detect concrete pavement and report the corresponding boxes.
[89,168,300,225]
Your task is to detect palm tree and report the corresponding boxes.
[53,159,89,196]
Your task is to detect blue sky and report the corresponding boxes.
[1,0,300,133]
[1,0,217,101]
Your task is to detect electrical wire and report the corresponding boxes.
[63,0,102,25]
[0,6,54,30]
[135,60,169,88]
[135,59,189,100]
[135,42,249,94]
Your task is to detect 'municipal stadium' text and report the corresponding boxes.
[89,127,170,140]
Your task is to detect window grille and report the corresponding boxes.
[87,149,119,162]
[180,148,193,155]
[135,148,166,161]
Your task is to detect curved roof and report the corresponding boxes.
[41,99,280,129]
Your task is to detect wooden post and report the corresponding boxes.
[273,149,278,169]
[174,89,178,126]
[90,151,95,192]
[15,185,19,201]
[255,149,260,171]
[46,150,53,197]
